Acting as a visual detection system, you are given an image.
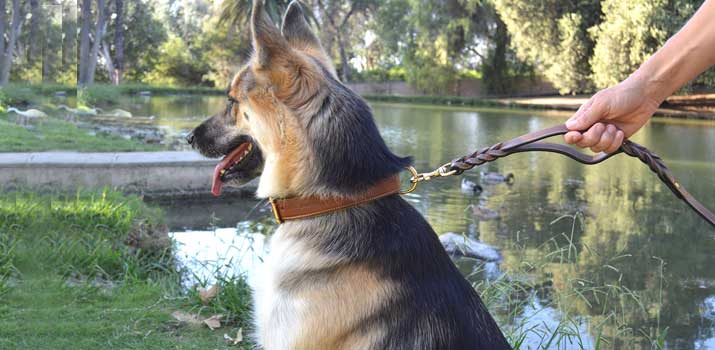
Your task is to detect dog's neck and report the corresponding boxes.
[266,175,401,223]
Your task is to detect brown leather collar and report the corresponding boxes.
[268,175,401,223]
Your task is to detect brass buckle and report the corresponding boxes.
[401,163,458,195]
[269,197,283,224]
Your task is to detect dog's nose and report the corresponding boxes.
[186,131,195,145]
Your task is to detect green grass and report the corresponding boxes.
[0,276,243,350]
[0,191,254,350]
[0,117,163,152]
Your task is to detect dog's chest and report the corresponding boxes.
[252,229,322,349]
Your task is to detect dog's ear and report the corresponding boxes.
[250,0,324,109]
[251,0,293,70]
[281,1,337,78]
[281,1,320,50]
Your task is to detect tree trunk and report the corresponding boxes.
[0,0,6,64]
[0,0,23,85]
[78,0,92,85]
[85,0,107,85]
[484,17,509,95]
[336,31,350,82]
[28,0,39,62]
[61,1,77,74]
[100,40,116,83]
[113,0,124,84]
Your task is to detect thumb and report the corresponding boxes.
[566,98,606,131]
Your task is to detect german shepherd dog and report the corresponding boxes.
[187,1,510,349]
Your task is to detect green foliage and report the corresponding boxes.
[111,0,169,83]
[144,36,212,87]
[590,0,703,89]
[195,17,252,88]
[493,0,600,94]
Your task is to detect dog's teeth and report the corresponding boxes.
[220,169,226,176]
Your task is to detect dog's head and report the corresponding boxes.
[189,0,410,198]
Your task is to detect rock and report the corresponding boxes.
[439,232,502,262]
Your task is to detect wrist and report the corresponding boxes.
[628,67,672,105]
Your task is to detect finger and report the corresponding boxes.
[604,129,625,154]
[591,124,616,153]
[565,99,593,129]
[566,97,608,131]
[563,131,583,144]
[576,123,606,148]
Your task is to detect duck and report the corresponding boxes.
[461,178,483,194]
[7,107,48,118]
[480,171,514,185]
[466,204,501,221]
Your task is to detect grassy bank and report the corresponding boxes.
[0,116,163,152]
[0,84,224,110]
[0,191,253,350]
[364,93,510,108]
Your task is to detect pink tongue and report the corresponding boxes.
[212,162,225,196]
[210,143,250,197]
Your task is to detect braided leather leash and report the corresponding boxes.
[408,125,715,227]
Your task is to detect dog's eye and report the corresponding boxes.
[226,98,237,113]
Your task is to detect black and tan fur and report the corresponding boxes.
[188,1,511,349]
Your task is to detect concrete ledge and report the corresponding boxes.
[0,151,256,196]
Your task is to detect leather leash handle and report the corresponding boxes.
[448,125,715,227]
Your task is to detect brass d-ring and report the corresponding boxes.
[400,166,419,194]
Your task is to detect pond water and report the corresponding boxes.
[102,95,715,349]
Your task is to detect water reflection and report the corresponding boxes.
[127,98,715,350]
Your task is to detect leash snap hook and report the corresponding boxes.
[401,163,459,195]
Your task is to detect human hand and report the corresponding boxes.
[563,76,661,153]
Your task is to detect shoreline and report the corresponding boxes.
[364,94,715,121]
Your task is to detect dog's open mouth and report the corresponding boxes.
[211,141,259,196]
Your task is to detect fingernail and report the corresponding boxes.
[566,119,577,128]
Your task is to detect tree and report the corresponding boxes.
[78,0,92,85]
[78,0,109,86]
[60,0,77,85]
[0,0,24,85]
[590,0,703,89]
[109,0,166,83]
[492,0,601,94]
[114,0,124,83]
[315,0,376,82]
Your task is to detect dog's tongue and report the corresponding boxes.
[211,143,250,196]
[212,161,226,196]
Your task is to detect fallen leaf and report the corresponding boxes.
[233,328,243,345]
[203,314,223,330]
[199,284,219,305]
[223,333,233,342]
[171,311,202,326]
